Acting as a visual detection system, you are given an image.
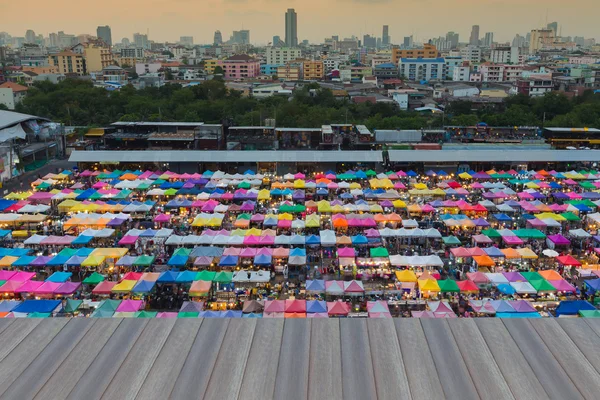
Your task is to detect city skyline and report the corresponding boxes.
[2,0,598,46]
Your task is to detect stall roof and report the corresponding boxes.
[0,319,598,399]
[388,149,600,163]
[111,121,204,127]
[69,150,384,163]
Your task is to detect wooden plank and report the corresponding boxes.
[558,319,600,374]
[0,319,15,337]
[583,318,600,338]
[34,319,122,400]
[204,319,256,400]
[394,319,445,400]
[308,319,342,400]
[66,319,149,400]
[420,319,479,400]
[474,319,547,400]
[502,319,583,400]
[169,318,229,399]
[0,319,41,363]
[101,318,176,400]
[447,319,514,400]
[339,319,377,400]
[367,319,412,400]
[0,319,95,399]
[135,319,203,400]
[530,319,600,400]
[238,319,284,400]
[273,319,311,400]
[0,319,67,394]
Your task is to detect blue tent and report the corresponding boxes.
[12,256,36,267]
[72,235,93,245]
[585,279,600,292]
[549,182,562,189]
[407,170,418,177]
[219,255,238,267]
[0,230,10,238]
[190,247,223,257]
[242,313,263,318]
[132,280,156,293]
[490,300,515,312]
[175,270,197,283]
[220,310,243,318]
[139,229,157,237]
[351,235,368,245]
[307,300,327,313]
[496,284,516,295]
[573,204,592,212]
[0,200,16,211]
[340,193,353,199]
[305,235,321,245]
[316,189,328,196]
[254,254,272,265]
[75,189,97,200]
[270,189,282,196]
[493,213,512,222]
[13,300,61,314]
[555,300,596,316]
[290,248,306,257]
[66,256,87,267]
[437,170,448,176]
[496,312,541,318]
[484,247,505,258]
[46,255,70,266]
[355,170,367,179]
[290,235,305,245]
[157,270,180,283]
[75,248,94,257]
[47,271,72,283]
[200,311,221,318]
[0,300,21,312]
[167,255,188,267]
[305,280,325,292]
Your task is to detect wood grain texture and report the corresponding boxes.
[273,319,311,400]
[308,319,342,400]
[557,319,600,374]
[340,319,377,400]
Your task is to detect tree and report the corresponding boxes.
[0,104,8,111]
[213,66,224,75]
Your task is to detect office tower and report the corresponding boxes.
[25,30,36,44]
[332,35,339,42]
[483,32,494,47]
[363,34,376,49]
[376,37,382,48]
[574,36,584,46]
[403,36,413,49]
[547,22,558,35]
[382,25,389,46]
[121,38,130,46]
[285,8,298,47]
[529,29,554,53]
[469,25,480,45]
[133,33,149,49]
[180,36,194,46]
[48,33,59,47]
[96,26,112,46]
[446,31,459,49]
[231,30,250,44]
[213,31,223,45]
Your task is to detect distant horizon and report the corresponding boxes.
[2,0,598,46]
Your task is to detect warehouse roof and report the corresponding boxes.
[388,149,600,162]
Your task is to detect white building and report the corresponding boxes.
[490,47,521,64]
[135,62,162,75]
[452,66,470,81]
[265,47,302,65]
[444,56,463,79]
[252,83,292,99]
[460,46,482,63]
[399,58,446,81]
[479,64,505,82]
[0,82,28,110]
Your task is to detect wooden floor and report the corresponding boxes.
[0,318,599,399]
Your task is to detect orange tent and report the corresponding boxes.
[333,219,348,228]
[473,255,495,267]
[500,248,521,259]
[539,270,563,280]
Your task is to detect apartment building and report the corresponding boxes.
[48,51,86,75]
[391,44,438,65]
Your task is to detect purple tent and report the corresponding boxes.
[107,218,127,226]
[55,281,81,295]
[31,256,53,267]
[508,300,536,313]
[472,172,490,179]
[473,218,490,227]
[292,190,305,200]
[502,271,526,282]
[547,234,570,245]
[553,192,569,199]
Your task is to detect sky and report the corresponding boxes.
[3,0,598,45]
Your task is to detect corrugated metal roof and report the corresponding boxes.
[0,318,599,399]
[0,110,49,130]
[69,150,383,163]
[110,122,204,127]
[388,149,600,162]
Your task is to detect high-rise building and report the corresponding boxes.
[180,36,194,46]
[285,8,298,47]
[133,33,149,49]
[48,33,59,48]
[403,36,413,49]
[121,38,130,47]
[25,30,36,44]
[547,22,558,35]
[469,25,480,45]
[96,26,112,46]
[529,29,554,53]
[213,31,223,46]
[363,34,377,49]
[230,30,250,44]
[483,32,494,47]
[574,36,585,46]
[446,32,459,49]
[272,35,284,46]
[382,25,389,46]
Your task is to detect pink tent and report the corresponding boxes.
[115,300,143,312]
[243,236,260,245]
[264,300,285,313]
[118,236,138,245]
[472,234,493,244]
[343,280,365,293]
[517,192,534,200]
[157,312,178,318]
[122,272,143,280]
[466,272,490,284]
[337,248,356,257]
[15,280,43,293]
[549,280,576,292]
[239,248,257,257]
[393,182,406,189]
[306,312,329,318]
[428,301,454,313]
[285,299,306,313]
[33,281,61,294]
[527,218,546,228]
[55,281,81,295]
[277,220,292,229]
[223,247,242,256]
[327,301,350,315]
[548,234,570,245]
[194,256,213,266]
[502,236,524,245]
[259,236,275,245]
[0,271,16,280]
[154,214,171,222]
[9,272,36,282]
[272,247,289,258]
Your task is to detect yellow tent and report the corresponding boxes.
[418,279,440,292]
[349,182,362,189]
[293,179,305,189]
[459,172,472,179]
[395,270,417,282]
[393,200,407,208]
[516,248,538,259]
[278,213,293,221]
[11,230,29,238]
[112,280,137,293]
[0,256,19,267]
[246,228,262,236]
[257,189,271,200]
[305,214,320,228]
[413,183,428,190]
[91,248,128,258]
[536,212,566,221]
[230,229,247,236]
[81,255,106,267]
[317,201,332,213]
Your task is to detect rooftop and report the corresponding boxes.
[0,82,28,92]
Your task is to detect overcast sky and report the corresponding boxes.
[4,0,597,45]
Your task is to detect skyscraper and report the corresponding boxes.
[382,25,389,46]
[547,22,558,35]
[363,34,376,49]
[483,32,494,47]
[403,36,413,49]
[446,31,459,49]
[469,25,480,45]
[273,35,284,46]
[230,30,250,44]
[133,33,149,49]
[213,31,223,45]
[285,8,298,47]
[180,36,194,46]
[25,30,36,44]
[97,26,112,46]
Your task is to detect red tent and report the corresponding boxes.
[264,300,285,313]
[284,299,306,313]
[556,255,581,266]
[327,301,350,315]
[457,280,479,293]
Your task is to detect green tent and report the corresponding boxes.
[238,181,251,189]
[164,188,178,196]
[437,279,460,293]
[520,272,543,281]
[98,299,121,311]
[579,181,595,189]
[88,192,103,200]
[482,228,501,238]
[214,271,233,283]
[579,310,600,318]
[293,204,306,213]
[174,248,192,257]
[279,204,295,213]
[133,255,155,267]
[370,247,389,258]
[64,299,83,314]
[0,280,5,287]
[136,182,152,190]
[113,189,132,200]
[237,213,252,220]
[91,309,114,318]
[37,182,52,190]
[59,248,78,257]
[83,272,105,285]
[559,212,580,221]
[152,179,166,186]
[196,270,216,281]
[513,229,546,239]
[177,311,199,318]
[27,312,51,318]
[337,174,355,180]
[135,311,158,318]
[529,279,557,292]
[365,170,377,177]
[442,236,461,245]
